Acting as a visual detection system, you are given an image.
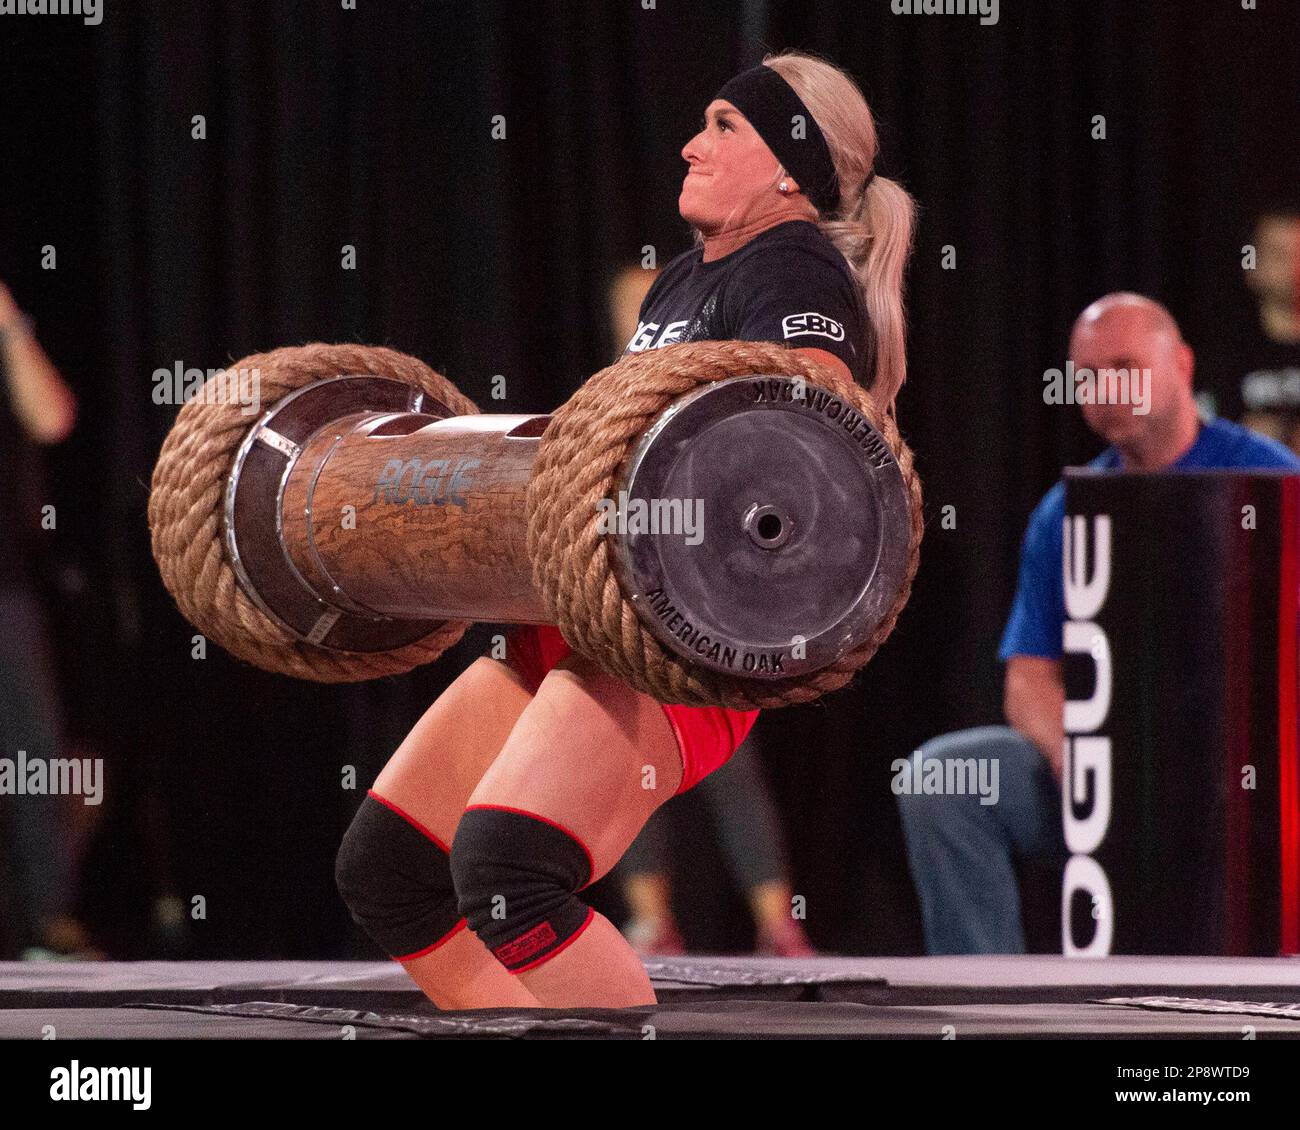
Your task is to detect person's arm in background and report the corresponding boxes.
[998,488,1068,780]
[1004,656,1064,779]
[0,281,77,444]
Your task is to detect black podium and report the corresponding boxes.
[1061,470,1300,956]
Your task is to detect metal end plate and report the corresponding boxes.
[610,375,912,680]
[224,375,451,651]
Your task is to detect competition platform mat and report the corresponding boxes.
[2,956,1300,1038]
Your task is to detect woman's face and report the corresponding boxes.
[678,99,782,233]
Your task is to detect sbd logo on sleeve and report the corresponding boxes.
[781,312,845,342]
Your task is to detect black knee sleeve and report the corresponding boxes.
[334,792,464,960]
[449,806,594,972]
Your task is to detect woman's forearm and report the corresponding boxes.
[0,296,78,444]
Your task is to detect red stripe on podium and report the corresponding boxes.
[1224,488,1251,954]
[1278,477,1300,953]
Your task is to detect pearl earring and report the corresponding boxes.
[779,181,789,193]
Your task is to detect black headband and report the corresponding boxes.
[714,64,843,215]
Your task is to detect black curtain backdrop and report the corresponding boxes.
[0,0,1296,957]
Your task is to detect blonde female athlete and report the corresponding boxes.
[335,50,916,1009]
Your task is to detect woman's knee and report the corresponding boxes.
[449,805,596,972]
[334,792,463,960]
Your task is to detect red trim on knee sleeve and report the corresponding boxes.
[392,917,468,963]
[368,789,452,854]
[462,803,596,883]
[507,906,596,975]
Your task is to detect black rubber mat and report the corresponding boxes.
[5,957,1300,1037]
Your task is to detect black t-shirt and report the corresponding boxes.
[1238,330,1300,413]
[622,219,873,385]
[1197,315,1300,422]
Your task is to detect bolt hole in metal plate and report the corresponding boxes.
[612,375,912,680]
[224,375,452,651]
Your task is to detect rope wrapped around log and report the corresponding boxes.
[525,339,923,709]
[148,343,478,682]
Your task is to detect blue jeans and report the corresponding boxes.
[896,726,1064,954]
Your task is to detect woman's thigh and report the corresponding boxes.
[465,651,684,877]
[370,656,535,845]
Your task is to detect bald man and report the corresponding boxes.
[897,292,1300,955]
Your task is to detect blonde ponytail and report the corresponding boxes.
[763,51,917,413]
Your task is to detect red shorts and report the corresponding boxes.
[502,625,759,795]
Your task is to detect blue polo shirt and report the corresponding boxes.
[998,418,1300,661]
